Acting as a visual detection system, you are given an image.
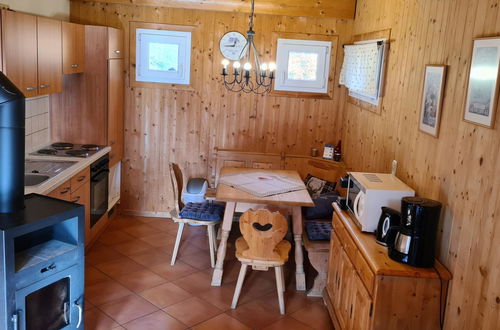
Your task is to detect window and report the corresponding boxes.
[136,28,191,85]
[274,38,332,93]
[341,39,388,106]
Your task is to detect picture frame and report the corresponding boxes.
[419,65,447,137]
[463,37,500,128]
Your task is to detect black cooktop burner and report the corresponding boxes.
[37,148,58,155]
[81,144,100,151]
[52,142,74,150]
[65,150,89,158]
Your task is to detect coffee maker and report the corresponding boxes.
[387,197,442,268]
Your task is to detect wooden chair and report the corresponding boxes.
[231,209,291,315]
[169,163,221,267]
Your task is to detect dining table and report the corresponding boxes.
[211,167,314,291]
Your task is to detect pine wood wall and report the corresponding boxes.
[345,0,500,328]
[69,1,353,216]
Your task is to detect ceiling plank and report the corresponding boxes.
[69,0,357,19]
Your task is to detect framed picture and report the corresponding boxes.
[419,65,447,137]
[464,38,500,128]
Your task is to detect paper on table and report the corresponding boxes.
[219,171,306,197]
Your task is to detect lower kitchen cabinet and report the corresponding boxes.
[324,204,452,330]
[46,167,94,246]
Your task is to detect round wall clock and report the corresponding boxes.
[219,31,247,60]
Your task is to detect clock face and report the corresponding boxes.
[220,31,247,61]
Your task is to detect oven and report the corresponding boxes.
[90,155,109,227]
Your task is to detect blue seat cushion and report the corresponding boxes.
[179,202,224,221]
[305,221,332,241]
[303,191,339,220]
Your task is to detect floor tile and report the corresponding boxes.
[86,266,110,286]
[84,308,121,330]
[99,294,158,324]
[179,250,213,270]
[128,249,171,267]
[234,268,277,301]
[175,243,205,258]
[122,224,159,238]
[140,282,193,308]
[226,299,284,329]
[138,232,177,248]
[86,246,125,265]
[173,271,213,295]
[196,285,236,311]
[115,268,168,293]
[86,279,133,306]
[123,310,187,330]
[257,289,318,315]
[94,258,145,278]
[98,230,135,246]
[191,313,251,330]
[163,297,222,327]
[148,261,197,281]
[261,316,313,330]
[109,239,155,256]
[85,299,94,311]
[290,302,334,330]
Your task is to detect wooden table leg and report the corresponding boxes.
[292,206,306,291]
[211,201,236,286]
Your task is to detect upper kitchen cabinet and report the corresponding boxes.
[108,27,124,59]
[36,16,63,95]
[62,22,85,74]
[1,10,38,97]
[1,10,62,97]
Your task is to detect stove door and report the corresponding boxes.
[15,264,84,330]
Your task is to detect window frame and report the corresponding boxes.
[130,22,197,90]
[274,38,332,93]
[136,28,192,85]
[270,32,339,99]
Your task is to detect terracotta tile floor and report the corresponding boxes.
[84,215,334,329]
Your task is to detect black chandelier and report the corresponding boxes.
[221,0,275,94]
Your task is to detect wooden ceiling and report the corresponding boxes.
[70,0,357,19]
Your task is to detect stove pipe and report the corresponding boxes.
[0,72,25,213]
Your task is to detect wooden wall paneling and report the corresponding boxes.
[69,1,353,217]
[70,0,357,19]
[344,0,500,328]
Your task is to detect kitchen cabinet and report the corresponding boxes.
[47,167,92,245]
[324,203,452,330]
[108,58,124,167]
[62,21,85,74]
[1,10,62,97]
[51,26,125,169]
[108,27,124,59]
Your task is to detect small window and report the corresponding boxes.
[340,39,387,106]
[136,28,191,85]
[275,38,332,93]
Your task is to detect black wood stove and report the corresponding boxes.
[0,194,85,330]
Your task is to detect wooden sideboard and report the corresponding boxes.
[325,203,452,330]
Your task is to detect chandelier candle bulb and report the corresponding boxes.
[221,59,230,69]
[244,62,252,71]
[269,62,277,72]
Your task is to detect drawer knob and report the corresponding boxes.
[39,84,50,89]
[60,188,71,195]
[71,64,79,68]
[40,263,56,273]
[26,87,37,91]
[114,50,121,54]
[72,196,81,203]
[77,175,86,182]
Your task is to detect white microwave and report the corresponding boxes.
[346,172,415,233]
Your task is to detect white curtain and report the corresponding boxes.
[339,43,380,95]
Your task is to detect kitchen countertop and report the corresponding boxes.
[24,147,111,195]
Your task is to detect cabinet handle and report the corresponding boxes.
[110,140,116,145]
[60,187,71,195]
[114,50,121,54]
[26,87,38,91]
[40,84,50,89]
[72,196,81,203]
[350,304,353,319]
[77,175,86,182]
[71,64,79,68]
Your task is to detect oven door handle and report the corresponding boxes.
[91,169,110,182]
[74,299,83,328]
